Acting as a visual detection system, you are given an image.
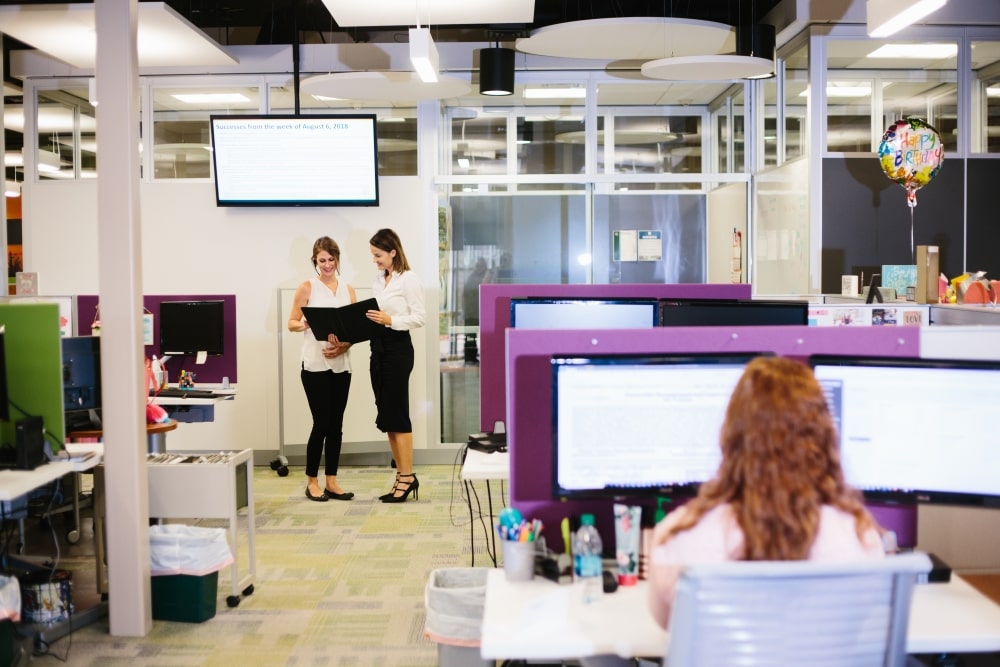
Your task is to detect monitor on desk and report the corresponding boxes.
[62,336,102,433]
[658,299,808,327]
[159,300,225,360]
[511,298,660,329]
[551,352,765,499]
[810,355,1000,507]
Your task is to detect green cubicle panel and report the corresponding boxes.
[0,302,65,452]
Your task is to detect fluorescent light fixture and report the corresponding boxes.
[88,77,97,107]
[867,0,948,38]
[36,149,62,174]
[409,27,439,83]
[987,86,1000,98]
[867,42,957,59]
[171,93,251,104]
[799,83,873,98]
[523,87,586,100]
[457,157,470,168]
[5,181,20,198]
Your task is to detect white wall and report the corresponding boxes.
[22,177,435,457]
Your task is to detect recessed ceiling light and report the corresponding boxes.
[523,88,587,100]
[172,93,250,104]
[868,43,957,59]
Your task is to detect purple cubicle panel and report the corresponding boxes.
[478,283,751,431]
[76,294,238,384]
[505,325,921,550]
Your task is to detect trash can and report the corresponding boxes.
[424,568,493,667]
[149,524,234,623]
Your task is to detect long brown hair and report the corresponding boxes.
[660,356,877,560]
[369,228,410,273]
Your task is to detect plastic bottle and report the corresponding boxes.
[573,513,604,603]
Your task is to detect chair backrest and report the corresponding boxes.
[663,552,932,667]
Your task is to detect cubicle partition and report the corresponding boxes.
[478,283,751,431]
[505,325,922,550]
[76,294,237,384]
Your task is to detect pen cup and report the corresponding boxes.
[502,540,536,582]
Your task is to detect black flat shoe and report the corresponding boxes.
[305,488,328,502]
[324,489,355,501]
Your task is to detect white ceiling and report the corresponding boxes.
[0,2,237,69]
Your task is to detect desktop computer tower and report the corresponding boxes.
[15,416,46,470]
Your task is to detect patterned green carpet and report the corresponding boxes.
[22,462,505,667]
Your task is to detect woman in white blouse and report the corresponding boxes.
[365,228,426,503]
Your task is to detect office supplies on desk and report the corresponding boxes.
[302,298,385,344]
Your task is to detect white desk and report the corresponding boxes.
[460,449,509,567]
[0,457,100,501]
[480,569,1000,661]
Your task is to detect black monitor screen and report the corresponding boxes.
[62,336,101,432]
[551,352,764,499]
[810,355,1000,507]
[659,299,808,327]
[511,298,660,329]
[159,300,225,357]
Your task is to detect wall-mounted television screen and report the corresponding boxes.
[551,352,765,499]
[511,297,660,329]
[159,300,225,358]
[209,114,379,207]
[810,355,1000,508]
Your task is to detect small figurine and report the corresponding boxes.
[179,370,196,389]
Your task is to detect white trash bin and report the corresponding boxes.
[424,568,494,667]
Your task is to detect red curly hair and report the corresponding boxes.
[660,356,878,560]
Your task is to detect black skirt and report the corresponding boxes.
[369,330,413,433]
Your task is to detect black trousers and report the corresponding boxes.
[300,368,352,477]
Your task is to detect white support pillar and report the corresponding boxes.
[95,0,152,636]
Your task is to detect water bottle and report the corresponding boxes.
[573,513,603,603]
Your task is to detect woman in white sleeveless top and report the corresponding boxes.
[287,236,356,502]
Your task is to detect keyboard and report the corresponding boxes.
[152,387,218,399]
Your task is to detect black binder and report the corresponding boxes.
[302,298,385,344]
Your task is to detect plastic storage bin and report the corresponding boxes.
[424,568,493,667]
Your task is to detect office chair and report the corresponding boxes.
[663,552,932,667]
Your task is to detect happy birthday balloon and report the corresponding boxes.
[878,117,944,208]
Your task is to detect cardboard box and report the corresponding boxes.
[916,245,940,304]
[151,571,218,623]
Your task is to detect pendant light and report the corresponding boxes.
[479,43,514,96]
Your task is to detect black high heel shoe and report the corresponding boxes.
[378,472,400,501]
[381,473,418,503]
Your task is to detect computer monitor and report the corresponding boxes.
[511,297,660,329]
[62,335,102,432]
[158,300,225,358]
[551,352,765,500]
[810,355,1000,507]
[658,299,808,327]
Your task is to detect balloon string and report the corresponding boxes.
[910,206,915,264]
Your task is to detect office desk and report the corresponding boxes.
[69,419,178,455]
[480,569,1000,661]
[459,449,509,567]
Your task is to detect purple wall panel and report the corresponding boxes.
[506,325,921,548]
[77,294,237,384]
[478,283,751,431]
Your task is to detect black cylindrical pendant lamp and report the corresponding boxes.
[479,47,515,96]
[736,24,776,78]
